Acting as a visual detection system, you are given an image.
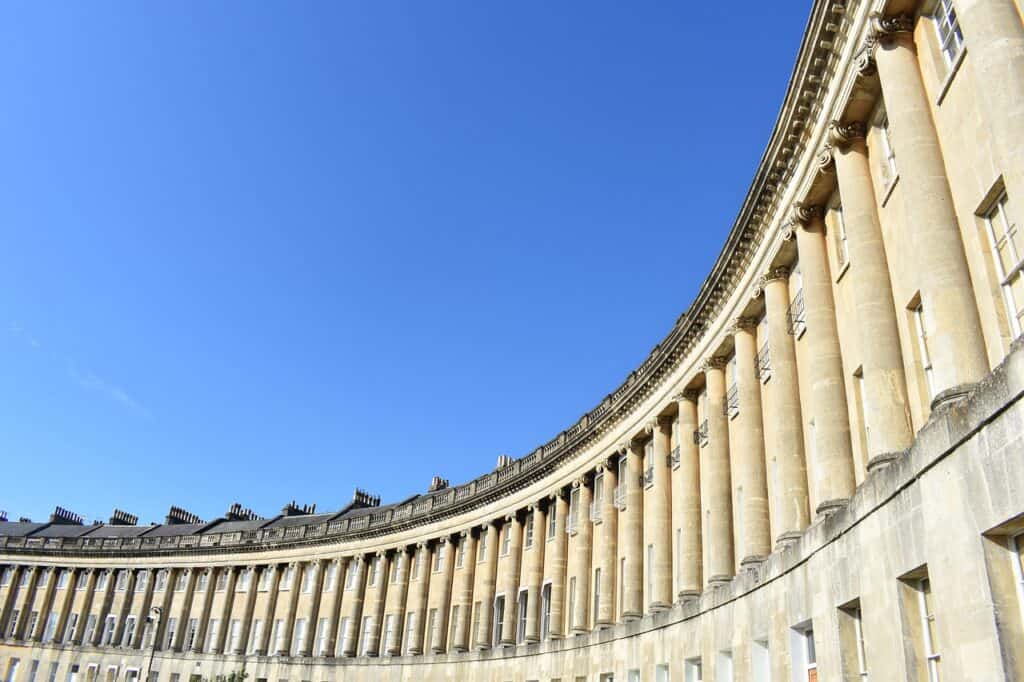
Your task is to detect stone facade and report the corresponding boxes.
[3,0,1024,680]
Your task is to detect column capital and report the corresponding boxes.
[828,120,867,149]
[816,145,836,175]
[727,316,759,336]
[673,388,700,403]
[857,13,916,75]
[699,356,729,372]
[791,202,825,226]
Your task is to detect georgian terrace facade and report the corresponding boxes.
[3,0,1024,680]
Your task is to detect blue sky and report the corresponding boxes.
[0,2,810,525]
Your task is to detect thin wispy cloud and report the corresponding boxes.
[8,320,152,419]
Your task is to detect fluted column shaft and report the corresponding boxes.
[762,271,811,544]
[675,395,703,597]
[703,361,735,584]
[321,559,347,657]
[623,442,645,618]
[235,567,261,655]
[649,419,673,610]
[406,545,431,655]
[257,566,282,655]
[794,215,856,513]
[523,506,546,641]
[832,133,913,461]
[452,533,477,651]
[499,517,523,645]
[732,321,772,564]
[957,0,1024,270]
[872,28,988,400]
[596,464,617,625]
[570,479,593,633]
[544,495,569,638]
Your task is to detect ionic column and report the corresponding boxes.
[31,568,60,642]
[544,493,569,637]
[384,551,411,656]
[499,516,523,645]
[340,556,368,657]
[474,524,499,648]
[235,567,261,655]
[0,565,24,638]
[861,15,988,405]
[522,505,546,641]
[793,206,857,514]
[595,462,617,626]
[321,559,348,657]
[364,553,390,656]
[956,0,1024,246]
[429,539,456,653]
[112,569,138,646]
[92,569,118,646]
[570,477,593,633]
[622,440,645,618]
[55,569,80,644]
[759,268,811,545]
[212,567,239,654]
[673,391,703,598]
[129,570,156,649]
[298,561,325,656]
[257,565,282,655]
[647,417,673,611]
[405,544,431,655]
[702,357,735,585]
[452,533,477,652]
[192,569,217,652]
[828,123,913,466]
[730,318,772,565]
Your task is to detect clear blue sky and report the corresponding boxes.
[0,2,810,525]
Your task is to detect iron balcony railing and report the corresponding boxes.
[670,445,680,469]
[726,383,740,418]
[787,289,807,336]
[565,512,579,535]
[757,342,772,383]
[589,501,602,522]
[694,419,709,447]
[643,466,654,488]
[613,484,627,510]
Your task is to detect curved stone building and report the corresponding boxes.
[4,0,1024,680]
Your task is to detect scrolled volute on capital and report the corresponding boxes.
[828,120,867,150]
[791,202,824,226]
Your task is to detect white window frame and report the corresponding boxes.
[983,190,1023,338]
[916,578,941,682]
[932,0,964,66]
[912,301,936,398]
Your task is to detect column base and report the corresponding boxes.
[621,610,642,622]
[594,619,613,629]
[498,638,516,647]
[678,589,701,603]
[648,601,671,613]
[775,531,803,550]
[866,451,902,472]
[930,382,976,413]
[739,555,767,569]
[815,498,848,517]
[297,650,311,657]
[707,574,733,587]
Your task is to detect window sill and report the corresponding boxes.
[935,47,967,106]
[880,174,900,208]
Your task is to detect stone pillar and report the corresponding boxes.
[452,532,477,652]
[171,568,198,651]
[828,122,914,466]
[623,440,645,618]
[759,267,811,545]
[430,538,456,653]
[475,524,499,648]
[257,565,282,655]
[730,318,772,565]
[523,505,547,641]
[545,493,569,638]
[275,563,303,655]
[364,553,390,656]
[321,559,348,657]
[0,565,23,638]
[151,569,177,651]
[406,544,431,655]
[499,515,523,645]
[8,566,38,640]
[111,570,138,646]
[956,0,1024,241]
[703,358,736,585]
[570,477,593,634]
[384,551,410,656]
[192,569,217,652]
[299,560,325,656]
[235,567,261,655]
[341,556,368,657]
[92,570,118,647]
[72,569,99,645]
[793,207,857,514]
[595,461,617,626]
[211,567,238,653]
[674,392,703,598]
[862,15,989,405]
[55,569,80,644]
[648,417,674,610]
[31,568,59,642]
[128,570,156,649]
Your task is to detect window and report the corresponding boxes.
[173,572,186,592]
[628,671,641,682]
[46,663,58,682]
[122,616,136,647]
[791,628,817,682]
[479,531,488,561]
[932,0,964,66]
[389,557,399,584]
[751,640,769,682]
[501,526,511,556]
[911,300,936,398]
[843,604,869,680]
[37,569,49,588]
[6,609,19,638]
[656,664,670,682]
[540,583,552,640]
[164,617,177,650]
[383,614,395,654]
[457,539,466,568]
[567,577,576,633]
[427,609,438,650]
[1011,533,1024,626]
[301,565,314,593]
[101,615,117,645]
[726,355,739,418]
[272,618,286,654]
[135,571,148,592]
[196,571,208,592]
[77,571,89,590]
[237,568,252,592]
[323,563,337,592]
[403,613,415,655]
[647,545,654,607]
[548,508,557,539]
[56,570,69,590]
[757,316,772,383]
[620,557,626,618]
[259,568,273,592]
[685,659,703,682]
[593,568,601,624]
[96,571,109,591]
[434,545,444,573]
[716,651,733,682]
[449,604,459,649]
[567,488,580,535]
[185,618,198,650]
[216,570,229,592]
[82,614,97,644]
[63,613,78,643]
[879,114,898,189]
[228,619,242,653]
[345,563,357,590]
[248,619,263,654]
[115,570,128,591]
[42,613,58,643]
[280,566,294,590]
[916,578,941,682]
[471,602,481,645]
[28,661,39,682]
[516,591,527,643]
[154,570,167,592]
[834,203,849,269]
[360,616,373,656]
[0,567,12,586]
[492,597,504,646]
[203,618,219,652]
[616,456,628,508]
[592,472,604,521]
[291,618,306,656]
[338,617,351,655]
[983,191,1024,338]
[788,261,807,337]
[525,514,535,548]
[4,660,19,682]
